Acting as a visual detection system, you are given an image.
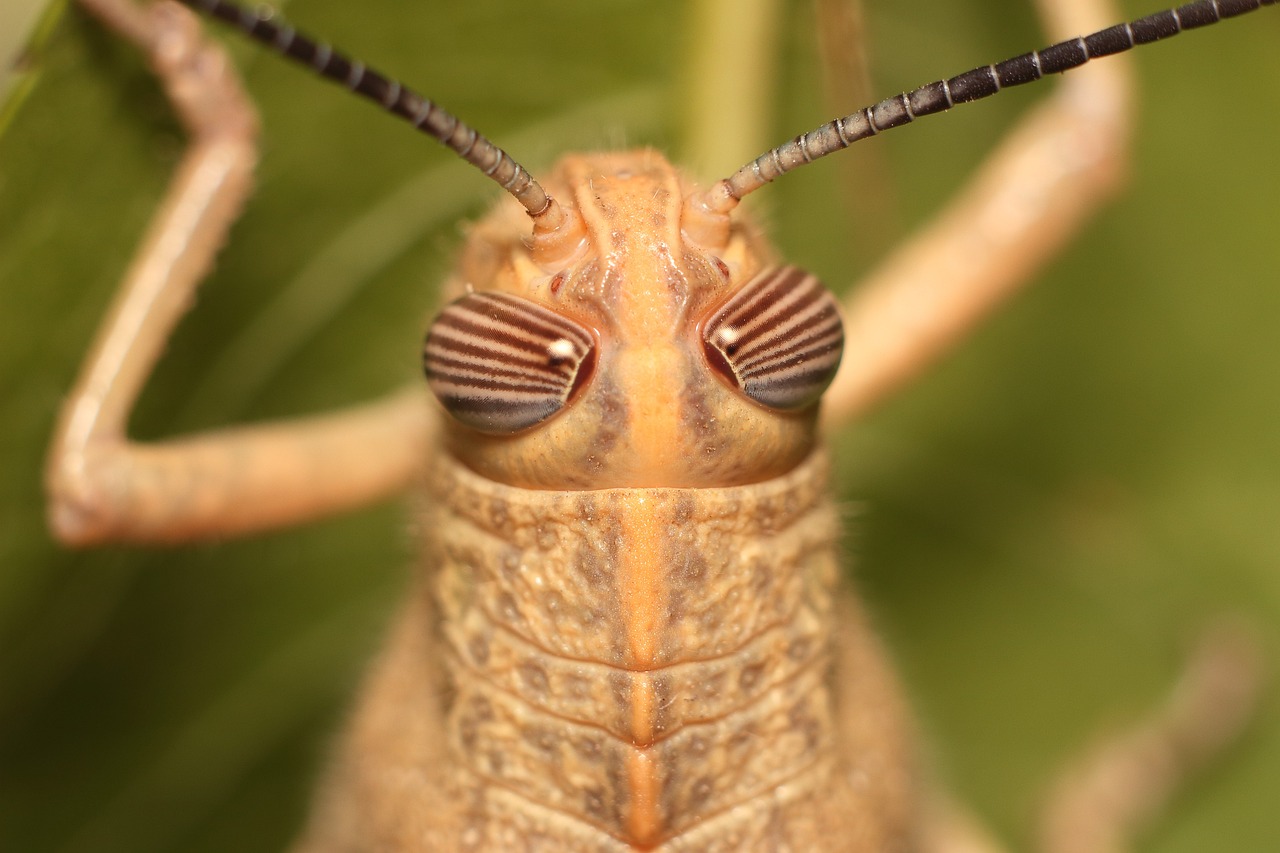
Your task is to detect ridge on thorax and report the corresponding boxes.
[426,447,847,846]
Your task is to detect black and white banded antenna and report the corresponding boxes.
[176,0,582,255]
[690,0,1276,222]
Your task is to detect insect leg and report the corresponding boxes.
[921,804,1010,853]
[820,0,1133,429]
[917,623,1261,853]
[47,0,438,546]
[1036,623,1262,853]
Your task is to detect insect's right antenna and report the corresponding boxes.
[684,0,1275,246]
[177,0,583,264]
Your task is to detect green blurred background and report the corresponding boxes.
[2,0,1278,850]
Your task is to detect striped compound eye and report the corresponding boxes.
[424,292,597,434]
[700,266,843,411]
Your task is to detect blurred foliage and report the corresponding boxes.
[0,0,58,108]
[1,1,1278,851]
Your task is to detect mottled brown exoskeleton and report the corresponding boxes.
[32,0,1277,849]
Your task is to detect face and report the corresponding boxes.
[424,151,843,490]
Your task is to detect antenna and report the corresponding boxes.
[177,0,581,250]
[691,0,1275,218]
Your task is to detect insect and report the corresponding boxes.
[2,0,1279,849]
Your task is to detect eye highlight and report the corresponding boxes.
[700,266,843,411]
[424,292,597,434]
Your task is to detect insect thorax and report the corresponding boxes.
[424,448,896,848]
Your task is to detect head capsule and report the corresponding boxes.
[423,151,843,490]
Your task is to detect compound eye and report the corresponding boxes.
[701,266,843,411]
[424,292,597,434]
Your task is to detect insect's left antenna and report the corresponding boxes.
[176,0,583,263]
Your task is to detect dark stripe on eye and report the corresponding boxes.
[732,296,841,371]
[701,266,843,411]
[707,267,814,350]
[424,292,597,434]
[424,352,566,388]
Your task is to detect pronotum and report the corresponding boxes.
[2,0,1279,850]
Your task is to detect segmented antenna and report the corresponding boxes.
[698,0,1276,213]
[177,0,559,222]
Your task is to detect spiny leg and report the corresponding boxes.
[820,0,1133,428]
[47,0,437,546]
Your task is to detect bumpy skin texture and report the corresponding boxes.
[299,455,921,851]
[296,153,923,851]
